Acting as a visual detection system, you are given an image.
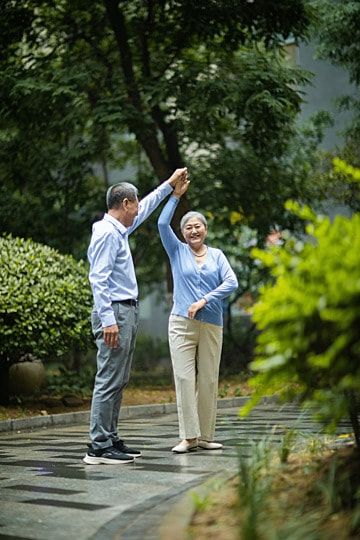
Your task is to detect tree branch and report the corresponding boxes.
[137,3,183,168]
[103,0,170,179]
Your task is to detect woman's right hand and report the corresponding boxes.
[173,171,190,198]
[188,298,207,319]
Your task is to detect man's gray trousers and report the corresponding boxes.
[90,302,139,450]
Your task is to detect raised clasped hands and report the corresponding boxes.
[173,168,190,198]
[167,167,188,188]
[168,167,190,197]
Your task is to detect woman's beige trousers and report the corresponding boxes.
[168,315,223,440]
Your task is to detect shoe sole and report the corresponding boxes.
[198,445,223,450]
[172,446,198,454]
[87,444,142,458]
[83,455,134,465]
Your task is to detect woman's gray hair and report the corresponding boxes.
[106,182,138,210]
[180,211,207,231]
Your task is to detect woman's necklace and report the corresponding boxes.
[190,245,207,257]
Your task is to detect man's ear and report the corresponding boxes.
[122,198,129,209]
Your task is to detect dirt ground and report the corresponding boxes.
[188,447,359,540]
[0,377,250,421]
[0,387,175,420]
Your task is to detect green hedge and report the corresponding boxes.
[0,235,93,365]
[243,201,360,440]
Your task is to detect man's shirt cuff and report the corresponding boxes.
[101,312,117,328]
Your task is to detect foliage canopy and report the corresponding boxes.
[0,0,315,273]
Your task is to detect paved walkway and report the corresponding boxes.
[0,404,351,540]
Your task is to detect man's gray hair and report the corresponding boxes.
[106,182,138,210]
[180,211,207,231]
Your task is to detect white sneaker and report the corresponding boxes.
[198,440,223,450]
[171,439,198,453]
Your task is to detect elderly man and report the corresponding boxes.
[84,168,187,465]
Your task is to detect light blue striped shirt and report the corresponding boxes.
[88,182,173,327]
[158,196,238,326]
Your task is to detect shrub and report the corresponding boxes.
[242,199,360,447]
[0,234,93,365]
[45,365,96,397]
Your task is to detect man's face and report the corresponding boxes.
[123,197,139,227]
[182,218,207,250]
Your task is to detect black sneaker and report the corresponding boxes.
[83,445,134,465]
[112,439,142,457]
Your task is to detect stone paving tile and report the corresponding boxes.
[0,405,352,540]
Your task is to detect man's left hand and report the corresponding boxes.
[188,298,207,319]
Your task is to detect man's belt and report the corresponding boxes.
[113,299,138,307]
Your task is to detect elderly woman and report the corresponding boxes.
[158,180,238,453]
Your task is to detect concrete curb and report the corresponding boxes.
[0,396,271,433]
[0,395,278,433]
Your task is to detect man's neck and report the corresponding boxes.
[108,209,126,226]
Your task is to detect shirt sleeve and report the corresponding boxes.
[157,195,181,257]
[88,230,118,327]
[127,182,173,235]
[203,250,238,304]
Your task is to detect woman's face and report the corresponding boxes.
[182,217,207,250]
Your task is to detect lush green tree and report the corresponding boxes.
[0,1,315,267]
[0,1,107,257]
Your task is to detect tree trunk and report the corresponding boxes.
[347,391,360,451]
[226,301,233,339]
[104,0,170,179]
[71,348,82,374]
[0,363,10,406]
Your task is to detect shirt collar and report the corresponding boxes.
[103,213,127,235]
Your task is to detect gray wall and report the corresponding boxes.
[298,42,357,150]
[138,288,170,339]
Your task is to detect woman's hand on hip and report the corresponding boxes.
[187,298,207,319]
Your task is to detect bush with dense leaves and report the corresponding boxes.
[243,199,360,444]
[0,235,93,365]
